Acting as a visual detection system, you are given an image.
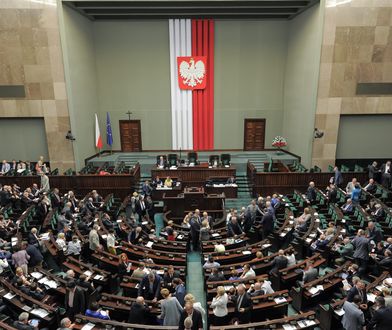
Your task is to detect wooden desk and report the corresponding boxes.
[151,164,236,187]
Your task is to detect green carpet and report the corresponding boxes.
[154,213,164,237]
[186,252,207,329]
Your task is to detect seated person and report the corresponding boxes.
[227,216,243,237]
[85,301,110,320]
[240,264,255,279]
[203,256,220,270]
[164,176,173,188]
[228,269,240,281]
[153,176,163,187]
[364,178,377,194]
[207,268,225,282]
[341,198,354,214]
[13,312,39,330]
[372,204,386,222]
[157,156,167,168]
[227,176,236,184]
[28,282,44,300]
[310,234,330,252]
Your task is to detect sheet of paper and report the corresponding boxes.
[31,308,49,318]
[38,277,48,284]
[84,270,93,277]
[145,241,154,248]
[81,322,96,330]
[242,251,251,255]
[22,305,32,312]
[31,272,44,280]
[3,292,15,300]
[262,244,272,248]
[274,297,287,304]
[334,308,345,316]
[283,324,296,330]
[212,233,220,237]
[101,234,107,240]
[94,275,104,281]
[367,293,376,303]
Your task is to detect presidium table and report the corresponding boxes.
[151,163,236,187]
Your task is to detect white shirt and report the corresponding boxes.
[286,254,296,267]
[211,293,228,317]
[261,280,274,294]
[242,267,256,278]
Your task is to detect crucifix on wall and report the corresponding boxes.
[126,111,132,120]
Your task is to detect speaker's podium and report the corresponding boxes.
[163,186,225,217]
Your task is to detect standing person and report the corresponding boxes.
[333,166,343,187]
[190,210,201,251]
[367,296,392,330]
[211,286,228,326]
[12,245,30,275]
[368,161,379,181]
[158,288,183,326]
[341,295,365,330]
[88,224,100,255]
[178,301,203,330]
[380,161,391,188]
[352,229,370,277]
[260,211,274,240]
[306,182,317,204]
[64,280,85,320]
[127,296,150,324]
[40,173,50,193]
[172,278,186,307]
[232,284,253,324]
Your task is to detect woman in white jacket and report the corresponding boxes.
[210,286,228,326]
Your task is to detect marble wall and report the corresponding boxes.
[0,0,75,171]
[312,0,392,169]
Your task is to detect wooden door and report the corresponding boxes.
[119,120,142,152]
[244,119,266,151]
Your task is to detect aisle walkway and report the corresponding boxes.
[186,252,207,329]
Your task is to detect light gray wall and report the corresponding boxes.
[61,5,99,169]
[93,20,172,151]
[282,2,324,167]
[336,115,392,159]
[0,118,48,161]
[214,21,288,149]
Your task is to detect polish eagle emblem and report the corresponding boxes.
[177,56,207,90]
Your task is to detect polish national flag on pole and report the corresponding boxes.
[95,113,103,149]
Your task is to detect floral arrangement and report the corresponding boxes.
[272,136,287,149]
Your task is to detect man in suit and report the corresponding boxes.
[0,160,10,175]
[232,284,253,324]
[367,296,392,330]
[189,210,201,251]
[135,196,147,220]
[341,199,354,214]
[367,221,383,243]
[178,301,203,330]
[138,271,162,303]
[260,212,274,240]
[380,161,391,188]
[333,166,343,187]
[127,296,151,324]
[364,178,377,195]
[306,181,317,204]
[372,204,386,222]
[39,173,50,193]
[352,230,370,276]
[342,295,365,330]
[64,280,85,320]
[24,241,43,268]
[50,188,62,209]
[301,262,318,285]
[347,281,367,309]
[86,197,97,213]
[270,249,288,275]
[227,216,243,238]
[207,268,226,282]
[327,183,338,203]
[157,155,167,168]
[172,278,186,306]
[13,312,37,330]
[162,265,179,292]
[368,161,379,181]
[142,180,152,196]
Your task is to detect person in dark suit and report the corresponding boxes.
[367,296,392,330]
[127,296,151,324]
[270,249,288,275]
[341,199,354,214]
[24,242,43,268]
[380,161,391,188]
[347,281,367,309]
[64,280,86,320]
[372,204,386,222]
[135,196,147,220]
[352,230,370,276]
[27,228,40,248]
[306,182,317,204]
[162,265,179,292]
[232,284,253,324]
[157,156,167,168]
[260,212,274,240]
[227,216,243,237]
[367,221,383,243]
[13,312,37,330]
[142,181,153,196]
[178,301,203,330]
[368,161,379,181]
[138,271,162,303]
[364,178,377,195]
[333,166,343,187]
[50,188,62,209]
[172,278,186,307]
[327,184,338,204]
[189,210,201,251]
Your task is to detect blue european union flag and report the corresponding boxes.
[106,112,113,146]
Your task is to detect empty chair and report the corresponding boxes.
[168,154,178,167]
[221,154,231,166]
[188,152,198,164]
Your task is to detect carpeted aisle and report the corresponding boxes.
[186,251,207,329]
[154,213,164,237]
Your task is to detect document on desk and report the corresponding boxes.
[212,233,220,237]
[262,244,272,249]
[22,305,32,312]
[84,270,93,277]
[298,320,316,328]
[81,322,96,330]
[242,251,251,255]
[334,308,345,316]
[31,308,49,318]
[282,324,296,330]
[145,241,154,248]
[93,275,104,281]
[274,297,287,304]
[38,277,48,284]
[367,293,377,303]
[45,280,58,289]
[31,272,44,280]
[3,292,16,300]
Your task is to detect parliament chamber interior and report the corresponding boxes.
[0,0,392,329]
